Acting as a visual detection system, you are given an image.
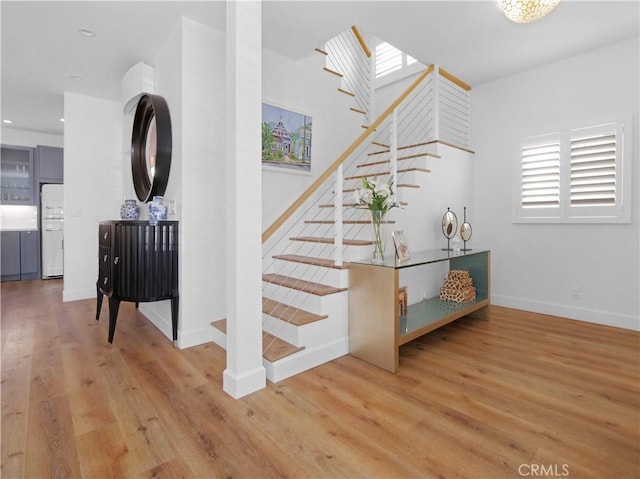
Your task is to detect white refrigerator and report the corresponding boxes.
[41,184,64,278]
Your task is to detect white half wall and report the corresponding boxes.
[472,37,640,330]
[63,92,122,302]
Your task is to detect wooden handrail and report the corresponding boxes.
[438,67,471,91]
[350,25,371,58]
[263,65,434,244]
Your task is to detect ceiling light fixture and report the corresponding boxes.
[78,28,95,37]
[501,0,560,23]
[3,119,12,124]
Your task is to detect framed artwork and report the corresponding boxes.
[392,230,410,263]
[262,102,312,174]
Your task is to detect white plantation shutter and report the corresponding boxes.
[515,120,629,223]
[521,134,561,209]
[570,123,618,207]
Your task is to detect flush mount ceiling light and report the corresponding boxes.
[501,0,560,23]
[78,28,95,37]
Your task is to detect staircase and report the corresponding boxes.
[211,26,473,383]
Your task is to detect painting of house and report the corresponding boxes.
[262,102,312,172]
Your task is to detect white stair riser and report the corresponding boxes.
[284,240,336,258]
[263,313,303,346]
[267,260,349,288]
[262,283,347,313]
[264,336,349,383]
[262,295,348,348]
[263,283,323,311]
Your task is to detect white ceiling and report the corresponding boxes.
[1,1,638,137]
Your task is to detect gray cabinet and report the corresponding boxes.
[20,230,39,280]
[0,230,40,281]
[36,145,63,183]
[1,232,21,280]
[1,145,35,205]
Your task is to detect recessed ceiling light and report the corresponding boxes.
[78,28,95,37]
[70,75,82,81]
[3,119,12,124]
[60,118,65,123]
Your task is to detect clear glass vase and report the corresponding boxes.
[370,209,387,264]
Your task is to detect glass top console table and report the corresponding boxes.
[348,249,490,372]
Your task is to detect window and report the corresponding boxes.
[521,133,561,209]
[515,120,630,223]
[375,42,418,79]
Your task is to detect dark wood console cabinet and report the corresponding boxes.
[96,220,179,344]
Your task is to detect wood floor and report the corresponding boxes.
[2,279,638,478]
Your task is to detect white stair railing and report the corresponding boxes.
[261,60,473,361]
[324,26,372,123]
[261,66,437,357]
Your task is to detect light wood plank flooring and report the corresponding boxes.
[2,279,638,478]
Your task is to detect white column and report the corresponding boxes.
[224,0,266,398]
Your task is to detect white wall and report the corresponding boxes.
[370,71,476,304]
[0,128,63,148]
[133,17,183,339]
[133,18,228,348]
[178,18,227,347]
[63,92,122,301]
[472,37,640,330]
[261,48,362,229]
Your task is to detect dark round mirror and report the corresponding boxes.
[131,94,172,202]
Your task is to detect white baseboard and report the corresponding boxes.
[264,336,349,383]
[63,287,95,302]
[138,305,213,349]
[223,365,267,398]
[492,294,639,331]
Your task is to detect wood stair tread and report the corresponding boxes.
[323,67,343,77]
[319,202,408,208]
[314,47,328,55]
[338,87,355,97]
[289,236,372,246]
[263,273,348,296]
[345,168,430,181]
[210,319,304,362]
[341,187,416,193]
[272,254,349,269]
[262,298,328,325]
[356,152,439,168]
[368,142,442,157]
[304,219,396,225]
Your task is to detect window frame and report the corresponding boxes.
[513,118,631,224]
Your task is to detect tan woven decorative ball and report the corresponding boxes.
[440,270,476,303]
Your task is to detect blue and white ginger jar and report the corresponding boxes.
[120,199,141,220]
[148,196,168,225]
